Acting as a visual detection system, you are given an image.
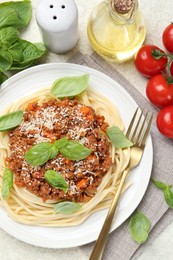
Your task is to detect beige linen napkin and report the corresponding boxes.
[68,52,173,260]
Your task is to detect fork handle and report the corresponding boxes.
[89,168,130,260]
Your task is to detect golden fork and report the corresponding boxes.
[89,108,153,260]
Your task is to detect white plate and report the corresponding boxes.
[0,63,153,248]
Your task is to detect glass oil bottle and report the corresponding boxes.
[87,0,146,62]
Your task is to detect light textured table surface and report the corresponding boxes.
[0,0,173,259]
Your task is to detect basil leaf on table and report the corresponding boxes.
[60,140,91,160]
[129,211,150,244]
[9,39,46,70]
[44,170,68,192]
[0,0,31,29]
[0,72,8,84]
[1,168,13,199]
[152,178,173,208]
[0,49,13,72]
[10,60,34,71]
[151,178,168,190]
[25,142,58,166]
[54,201,82,215]
[0,27,20,48]
[164,187,173,209]
[51,74,89,99]
[107,126,133,148]
[0,110,23,131]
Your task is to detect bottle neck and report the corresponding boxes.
[109,0,138,24]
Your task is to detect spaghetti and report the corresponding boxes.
[0,87,131,226]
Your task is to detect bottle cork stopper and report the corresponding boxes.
[110,0,135,14]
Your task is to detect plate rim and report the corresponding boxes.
[0,62,153,248]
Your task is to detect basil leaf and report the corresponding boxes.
[9,48,23,63]
[164,187,173,209]
[34,42,47,53]
[107,126,133,148]
[0,110,23,131]
[54,137,68,149]
[0,27,19,48]
[60,140,91,160]
[0,0,31,29]
[10,60,34,71]
[51,74,89,99]
[0,49,13,72]
[1,168,13,199]
[0,72,8,84]
[151,178,168,190]
[129,211,150,244]
[54,201,82,215]
[49,145,59,160]
[9,39,46,66]
[44,170,68,192]
[25,142,54,166]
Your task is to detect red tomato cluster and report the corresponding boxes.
[135,23,173,138]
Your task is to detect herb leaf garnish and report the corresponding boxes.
[25,142,58,166]
[54,201,82,215]
[59,140,91,160]
[0,110,23,132]
[129,211,150,244]
[1,168,13,199]
[152,178,173,209]
[54,137,68,149]
[107,126,133,148]
[51,74,89,99]
[44,170,68,192]
[25,138,91,166]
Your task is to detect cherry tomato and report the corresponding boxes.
[162,23,173,53]
[146,74,173,108]
[156,105,173,138]
[135,45,168,77]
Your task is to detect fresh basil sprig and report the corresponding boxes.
[25,138,92,166]
[51,74,89,99]
[44,170,68,192]
[129,211,150,244]
[0,0,46,81]
[107,126,133,148]
[152,178,173,209]
[54,201,82,215]
[25,142,58,166]
[0,110,23,132]
[1,168,13,199]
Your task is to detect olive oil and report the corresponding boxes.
[87,0,146,62]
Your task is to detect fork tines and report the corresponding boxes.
[126,108,153,147]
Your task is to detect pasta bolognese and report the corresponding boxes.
[0,75,131,226]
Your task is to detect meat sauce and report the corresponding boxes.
[6,98,112,202]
